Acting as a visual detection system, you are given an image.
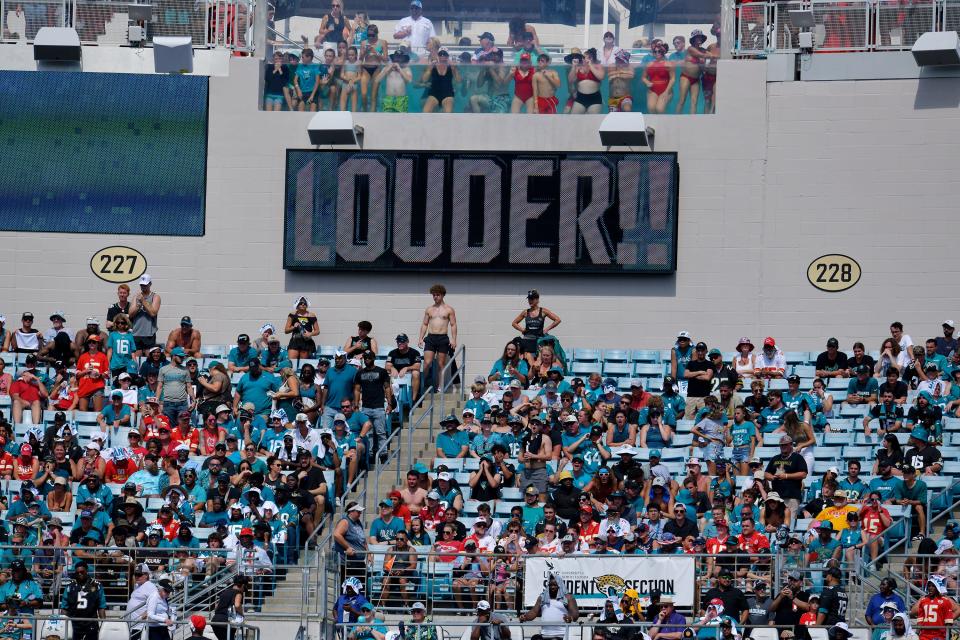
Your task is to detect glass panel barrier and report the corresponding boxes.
[260,58,719,114]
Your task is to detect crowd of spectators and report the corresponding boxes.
[263,3,721,114]
[2,279,960,639]
[329,301,960,640]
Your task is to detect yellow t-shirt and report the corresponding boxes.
[815,505,858,531]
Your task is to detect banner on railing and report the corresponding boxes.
[523,556,695,608]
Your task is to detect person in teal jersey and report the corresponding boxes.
[369,499,406,543]
[670,330,694,380]
[567,456,593,489]
[469,416,501,458]
[562,425,611,475]
[260,336,292,373]
[891,464,928,539]
[520,485,544,535]
[435,415,469,458]
[729,405,758,475]
[541,367,571,395]
[228,333,261,373]
[235,359,280,416]
[758,391,788,433]
[808,377,834,432]
[838,461,869,502]
[923,339,950,376]
[258,411,288,455]
[98,389,133,430]
[659,377,686,421]
[559,415,588,449]
[321,351,358,428]
[846,365,879,405]
[782,374,813,423]
[905,392,943,442]
[868,459,902,502]
[0,561,43,616]
[583,372,605,405]
[0,596,31,640]
[464,382,492,418]
[838,511,864,569]
[237,443,269,475]
[807,521,842,566]
[106,315,138,375]
[488,341,530,387]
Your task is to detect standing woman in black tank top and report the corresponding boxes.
[511,289,561,356]
[318,0,351,45]
[212,575,248,640]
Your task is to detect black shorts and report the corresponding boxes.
[575,91,602,108]
[424,333,450,354]
[287,336,316,355]
[519,337,540,354]
[134,335,156,352]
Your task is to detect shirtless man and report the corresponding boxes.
[399,469,428,513]
[375,49,413,113]
[469,50,512,113]
[607,50,635,112]
[531,53,560,114]
[519,416,552,500]
[418,283,458,390]
[165,316,202,358]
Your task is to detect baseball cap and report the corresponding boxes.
[412,602,427,611]
[763,337,776,347]
[945,320,956,328]
[170,346,186,358]
[239,527,254,536]
[677,331,691,340]
[138,274,152,285]
[524,484,538,495]
[650,448,662,458]
[695,341,708,350]
[438,472,452,481]
[826,337,839,347]
[180,316,193,327]
[477,600,491,611]
[190,615,206,631]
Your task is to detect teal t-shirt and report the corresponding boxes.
[436,430,469,457]
[730,420,756,448]
[107,331,138,372]
[369,516,405,542]
[236,372,280,416]
[228,346,260,369]
[759,406,788,433]
[847,377,879,397]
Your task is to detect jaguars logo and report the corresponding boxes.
[595,574,627,597]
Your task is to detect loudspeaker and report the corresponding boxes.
[33,27,81,62]
[599,112,654,149]
[308,111,363,147]
[912,31,960,66]
[153,36,193,73]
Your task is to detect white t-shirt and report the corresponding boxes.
[541,598,571,638]
[393,15,436,53]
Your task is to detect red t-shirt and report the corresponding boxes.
[77,352,109,398]
[153,517,182,541]
[419,505,446,531]
[434,539,463,562]
[201,427,226,453]
[917,596,955,640]
[739,531,771,554]
[706,537,727,554]
[10,378,42,403]
[578,521,601,548]
[105,459,139,484]
[142,415,171,441]
[0,452,14,478]
[15,457,36,480]
[861,507,890,537]
[128,446,149,467]
[171,427,200,452]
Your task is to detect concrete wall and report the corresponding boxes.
[1,56,958,370]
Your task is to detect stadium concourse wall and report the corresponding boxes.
[0,56,959,366]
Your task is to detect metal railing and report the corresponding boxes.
[733,0,955,54]
[1,0,255,50]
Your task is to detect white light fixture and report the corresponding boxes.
[789,10,816,50]
[308,111,364,147]
[599,112,654,150]
[153,36,193,73]
[33,27,81,63]
[912,31,960,66]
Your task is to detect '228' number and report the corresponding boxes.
[814,263,852,283]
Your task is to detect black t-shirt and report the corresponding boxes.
[869,402,904,430]
[772,588,809,627]
[848,354,876,373]
[907,405,943,430]
[879,380,909,401]
[551,486,582,521]
[903,445,942,471]
[815,351,848,372]
[264,64,290,94]
[818,584,848,624]
[686,359,713,398]
[664,517,699,539]
[354,365,390,408]
[704,585,750,622]
[743,395,768,416]
[876,448,903,469]
[387,347,422,371]
[106,301,131,325]
[470,468,502,502]
[764,452,807,500]
[299,466,327,492]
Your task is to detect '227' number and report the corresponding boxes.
[99,254,138,275]
[815,262,852,283]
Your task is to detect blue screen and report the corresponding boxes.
[0,71,208,236]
